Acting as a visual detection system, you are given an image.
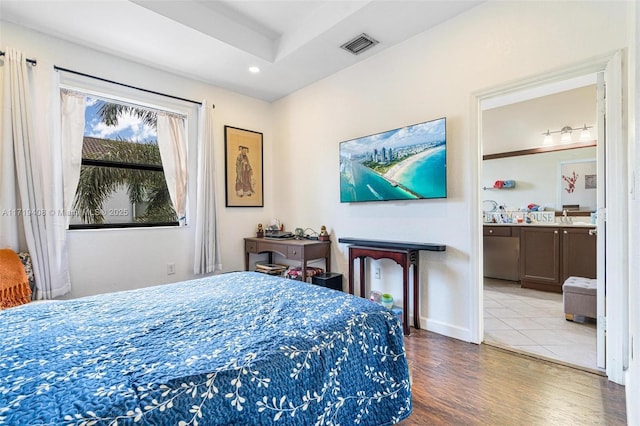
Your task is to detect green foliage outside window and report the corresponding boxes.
[72,100,178,226]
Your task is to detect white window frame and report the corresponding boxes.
[59,72,198,230]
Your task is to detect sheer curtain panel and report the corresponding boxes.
[157,112,188,223]
[0,47,70,299]
[193,101,221,274]
[60,90,85,224]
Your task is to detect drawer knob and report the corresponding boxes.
[564,230,568,234]
[292,250,297,255]
[489,229,493,233]
[554,230,558,234]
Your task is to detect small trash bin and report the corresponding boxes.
[312,272,343,291]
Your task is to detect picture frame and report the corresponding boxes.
[558,159,596,211]
[224,126,264,207]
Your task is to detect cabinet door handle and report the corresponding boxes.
[554,230,558,234]
[589,229,597,236]
[563,230,568,234]
[292,250,297,255]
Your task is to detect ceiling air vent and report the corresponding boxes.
[340,33,379,55]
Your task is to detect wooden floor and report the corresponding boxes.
[398,328,626,425]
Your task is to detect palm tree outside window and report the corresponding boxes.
[69,97,180,229]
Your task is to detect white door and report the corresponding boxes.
[595,71,606,369]
[602,51,627,384]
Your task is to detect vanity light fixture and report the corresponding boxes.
[541,124,593,145]
[579,124,592,141]
[560,126,573,143]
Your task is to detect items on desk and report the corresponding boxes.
[270,218,282,230]
[265,223,294,238]
[265,230,294,239]
[256,223,264,238]
[319,225,330,241]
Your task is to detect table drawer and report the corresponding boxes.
[246,241,258,253]
[287,246,303,260]
[483,226,512,237]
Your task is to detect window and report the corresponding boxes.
[69,96,181,229]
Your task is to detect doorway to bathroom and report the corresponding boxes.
[480,76,601,372]
[472,51,627,384]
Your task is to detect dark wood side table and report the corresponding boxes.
[338,238,446,336]
[244,237,331,280]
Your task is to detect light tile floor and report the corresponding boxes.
[483,278,600,373]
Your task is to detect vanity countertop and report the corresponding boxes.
[483,222,595,228]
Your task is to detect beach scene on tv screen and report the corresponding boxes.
[340,118,447,202]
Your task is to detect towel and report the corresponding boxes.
[0,249,32,309]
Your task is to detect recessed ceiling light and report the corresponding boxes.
[249,66,260,73]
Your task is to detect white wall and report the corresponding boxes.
[483,147,597,211]
[272,1,629,341]
[482,85,597,155]
[0,21,276,298]
[482,85,599,214]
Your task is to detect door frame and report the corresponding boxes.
[470,51,627,384]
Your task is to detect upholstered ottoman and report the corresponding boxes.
[562,276,597,321]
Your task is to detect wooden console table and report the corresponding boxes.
[338,238,446,336]
[244,237,331,280]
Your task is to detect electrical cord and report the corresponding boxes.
[303,228,318,239]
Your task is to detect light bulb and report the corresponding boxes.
[560,126,572,144]
[543,130,553,145]
[579,124,591,141]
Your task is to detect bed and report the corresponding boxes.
[0,272,412,425]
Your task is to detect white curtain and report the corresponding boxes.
[194,100,221,274]
[0,47,70,299]
[0,53,21,248]
[157,112,188,223]
[59,90,85,224]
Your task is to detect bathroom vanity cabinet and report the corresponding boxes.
[483,224,596,293]
[519,226,596,292]
[483,226,520,281]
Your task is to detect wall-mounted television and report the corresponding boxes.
[339,117,447,203]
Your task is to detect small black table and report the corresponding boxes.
[338,238,446,336]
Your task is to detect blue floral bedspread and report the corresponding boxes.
[0,272,411,425]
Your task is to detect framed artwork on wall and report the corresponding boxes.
[224,126,264,207]
[558,159,596,211]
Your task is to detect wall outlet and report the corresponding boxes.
[167,262,176,275]
[374,268,381,279]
